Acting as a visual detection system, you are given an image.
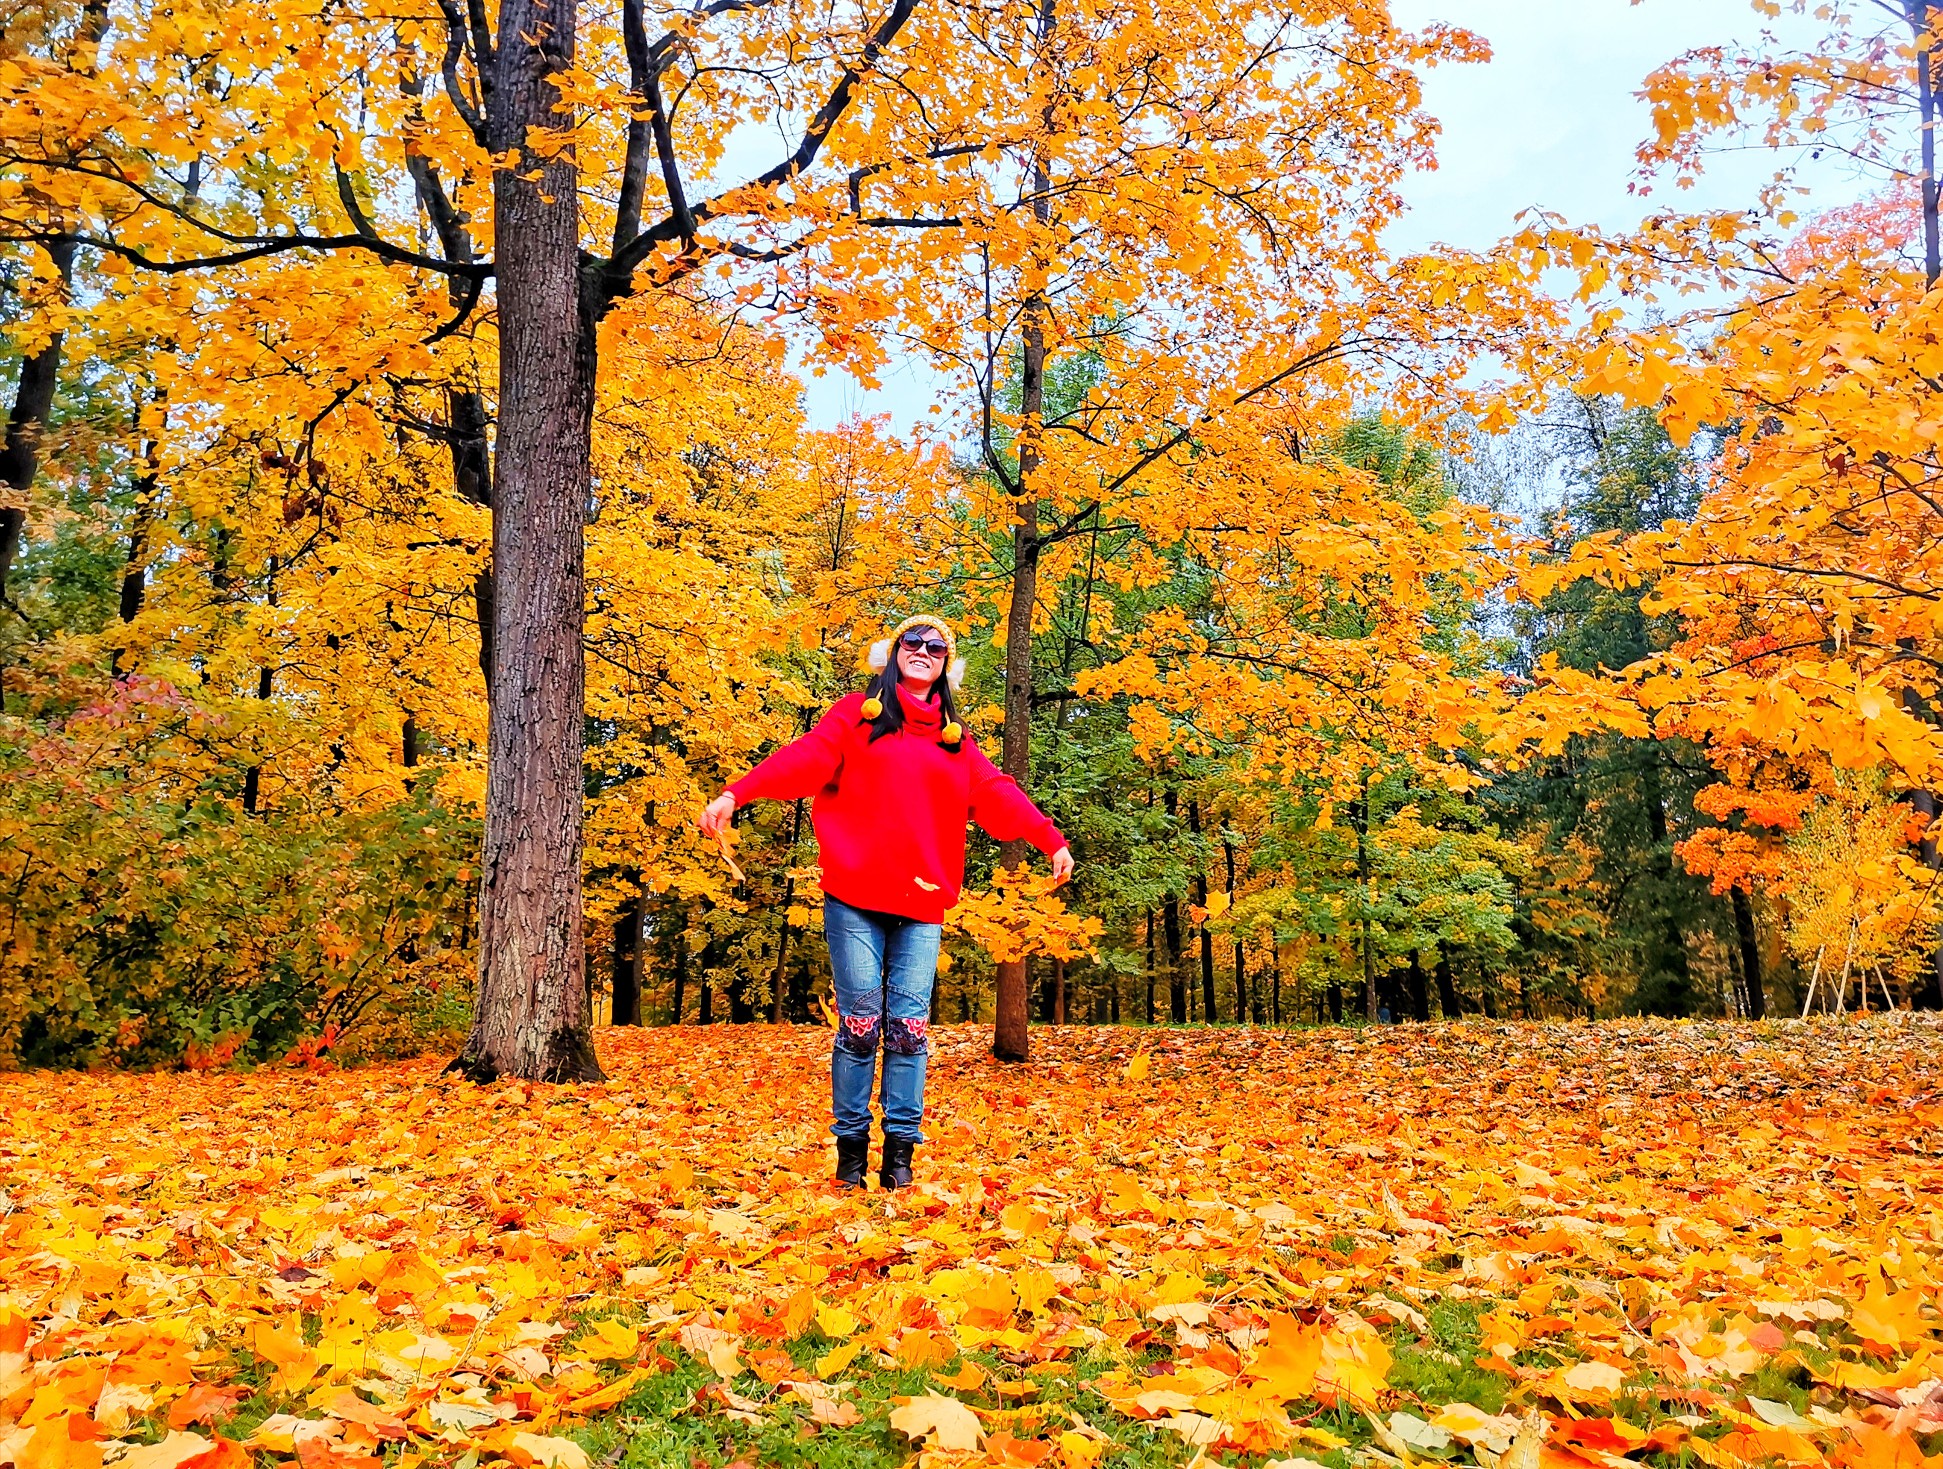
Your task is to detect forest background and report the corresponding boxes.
[4,0,1942,1071]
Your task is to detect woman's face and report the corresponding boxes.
[896,626,947,693]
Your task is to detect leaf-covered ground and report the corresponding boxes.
[4,1020,1941,1469]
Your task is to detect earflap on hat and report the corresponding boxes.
[867,638,893,673]
[946,657,966,691]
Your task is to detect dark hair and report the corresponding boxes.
[865,644,964,752]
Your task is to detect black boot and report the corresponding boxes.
[879,1136,916,1190]
[834,1135,868,1189]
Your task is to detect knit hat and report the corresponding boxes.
[867,614,966,693]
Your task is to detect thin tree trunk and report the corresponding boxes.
[991,0,1058,1063]
[456,0,603,1083]
[1915,0,1941,288]
[1189,800,1216,1021]
[241,664,274,813]
[1731,887,1766,1020]
[403,51,495,700]
[1643,746,1695,1013]
[1407,949,1430,1022]
[768,796,807,1022]
[992,304,1046,1054]
[402,713,420,793]
[1144,908,1156,1024]
[1164,891,1186,1022]
[109,394,166,677]
[1052,956,1066,1025]
[698,933,716,1024]
[1356,771,1376,1020]
[612,886,642,1025]
[669,906,688,1024]
[0,237,75,608]
[1163,789,1187,1022]
[1434,950,1461,1018]
[1910,8,1943,1009]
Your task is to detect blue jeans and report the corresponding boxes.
[824,895,939,1143]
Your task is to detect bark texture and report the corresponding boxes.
[0,238,74,604]
[455,0,604,1083]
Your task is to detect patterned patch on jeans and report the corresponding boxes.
[835,1012,881,1056]
[884,1017,928,1055]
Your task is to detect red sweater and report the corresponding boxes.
[727,687,1065,922]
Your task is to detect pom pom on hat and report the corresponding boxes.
[860,695,884,718]
[941,720,963,743]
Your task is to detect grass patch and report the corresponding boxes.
[1387,1298,1506,1414]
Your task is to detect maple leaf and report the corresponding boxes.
[888,1393,983,1452]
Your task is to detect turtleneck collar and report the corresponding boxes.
[895,683,943,728]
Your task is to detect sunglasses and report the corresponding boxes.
[899,631,950,659]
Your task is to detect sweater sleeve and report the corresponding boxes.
[966,740,1065,854]
[727,698,857,806]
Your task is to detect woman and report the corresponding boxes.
[697,614,1074,1190]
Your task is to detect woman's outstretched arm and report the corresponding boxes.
[966,740,1066,857]
[700,695,859,836]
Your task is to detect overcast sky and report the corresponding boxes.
[797,0,1870,430]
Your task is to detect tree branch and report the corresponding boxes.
[598,0,922,298]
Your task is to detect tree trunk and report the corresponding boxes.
[1730,886,1766,1020]
[1915,0,1941,288]
[1222,835,1246,1021]
[1327,979,1343,1023]
[242,653,274,813]
[612,887,642,1026]
[1163,895,1186,1022]
[991,0,1057,1062]
[455,0,604,1083]
[769,797,806,1022]
[1434,950,1461,1018]
[1356,772,1376,1019]
[1407,949,1431,1022]
[1144,908,1156,1024]
[109,396,165,678]
[1052,956,1066,1025]
[1189,800,1216,1021]
[403,55,495,701]
[669,908,688,1024]
[0,237,74,607]
[1642,746,1696,1014]
[991,306,1046,1061]
[1161,790,1187,1020]
[1911,10,1943,1009]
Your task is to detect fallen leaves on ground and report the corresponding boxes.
[3,1019,1941,1469]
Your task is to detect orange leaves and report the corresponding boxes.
[250,1321,317,1395]
[944,868,1103,965]
[5,1024,1943,1469]
[1248,1314,1321,1402]
[1850,1272,1937,1354]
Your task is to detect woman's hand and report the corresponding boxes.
[698,792,736,839]
[1050,846,1075,885]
